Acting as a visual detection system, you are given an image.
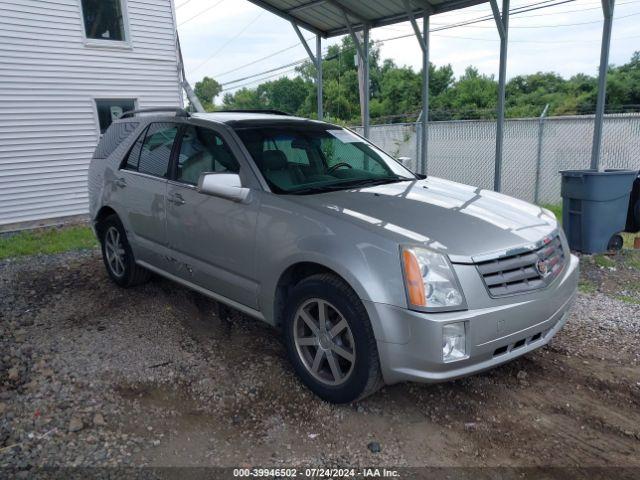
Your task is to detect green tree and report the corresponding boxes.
[257,77,312,115]
[193,76,221,111]
[200,50,640,122]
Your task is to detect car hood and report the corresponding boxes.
[292,177,559,263]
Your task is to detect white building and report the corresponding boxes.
[0,0,183,230]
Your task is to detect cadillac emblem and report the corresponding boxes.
[536,258,550,277]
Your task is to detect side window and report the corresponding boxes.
[138,123,178,178]
[95,99,135,133]
[176,126,240,185]
[123,126,147,171]
[81,0,126,41]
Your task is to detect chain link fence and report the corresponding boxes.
[355,113,640,205]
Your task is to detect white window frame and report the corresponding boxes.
[92,97,139,137]
[78,0,132,49]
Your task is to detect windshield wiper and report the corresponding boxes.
[286,177,410,195]
[336,176,410,188]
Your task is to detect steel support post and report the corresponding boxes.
[176,33,204,112]
[316,35,323,120]
[363,26,370,138]
[534,103,549,204]
[421,14,429,175]
[404,0,430,174]
[490,0,509,192]
[591,0,615,170]
[415,110,423,168]
[292,22,324,120]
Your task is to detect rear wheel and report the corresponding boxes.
[283,273,382,403]
[98,215,150,287]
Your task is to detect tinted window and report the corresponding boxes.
[82,0,126,41]
[138,123,178,178]
[176,126,239,185]
[95,99,135,133]
[235,127,414,193]
[123,126,147,170]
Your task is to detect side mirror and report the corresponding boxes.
[197,173,250,203]
[397,156,411,165]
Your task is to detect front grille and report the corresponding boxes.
[477,235,566,297]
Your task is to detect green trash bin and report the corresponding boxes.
[560,169,637,254]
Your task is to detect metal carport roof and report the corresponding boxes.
[245,0,489,37]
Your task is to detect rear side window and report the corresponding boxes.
[124,126,147,170]
[122,122,177,178]
[93,121,139,159]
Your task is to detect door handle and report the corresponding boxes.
[169,193,185,206]
[115,177,127,188]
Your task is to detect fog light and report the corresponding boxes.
[442,322,466,362]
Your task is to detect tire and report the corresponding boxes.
[283,273,383,403]
[98,214,151,288]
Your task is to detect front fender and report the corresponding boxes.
[256,196,410,342]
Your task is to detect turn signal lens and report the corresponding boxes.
[402,249,426,307]
[401,246,465,311]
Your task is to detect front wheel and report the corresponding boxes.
[283,273,382,403]
[98,215,150,287]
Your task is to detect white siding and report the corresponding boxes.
[0,0,182,227]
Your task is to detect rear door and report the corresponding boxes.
[117,122,179,267]
[165,123,260,309]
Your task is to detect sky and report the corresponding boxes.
[175,0,640,100]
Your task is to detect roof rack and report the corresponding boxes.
[219,109,290,116]
[120,107,190,119]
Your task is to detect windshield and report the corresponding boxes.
[234,126,416,194]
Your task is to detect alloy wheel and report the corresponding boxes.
[104,226,126,278]
[293,298,356,386]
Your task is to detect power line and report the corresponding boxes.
[431,32,640,44]
[213,37,315,79]
[221,59,308,87]
[176,0,194,9]
[178,0,226,26]
[191,12,264,73]
[447,10,640,28]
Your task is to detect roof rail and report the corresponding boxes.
[220,109,291,116]
[120,107,190,119]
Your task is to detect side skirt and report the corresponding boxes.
[137,260,265,322]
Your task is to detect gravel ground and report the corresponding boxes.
[1,248,639,474]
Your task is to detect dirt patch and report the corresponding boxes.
[1,251,639,473]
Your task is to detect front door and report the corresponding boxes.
[165,124,260,309]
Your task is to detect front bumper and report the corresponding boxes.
[365,253,579,385]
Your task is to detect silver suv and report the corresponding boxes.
[88,108,579,403]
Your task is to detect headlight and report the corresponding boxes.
[401,246,466,311]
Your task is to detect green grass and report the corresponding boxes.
[629,254,640,271]
[578,279,597,294]
[594,254,616,268]
[0,225,97,260]
[542,204,563,221]
[614,294,640,305]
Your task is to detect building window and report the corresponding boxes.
[81,0,126,42]
[95,99,135,133]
